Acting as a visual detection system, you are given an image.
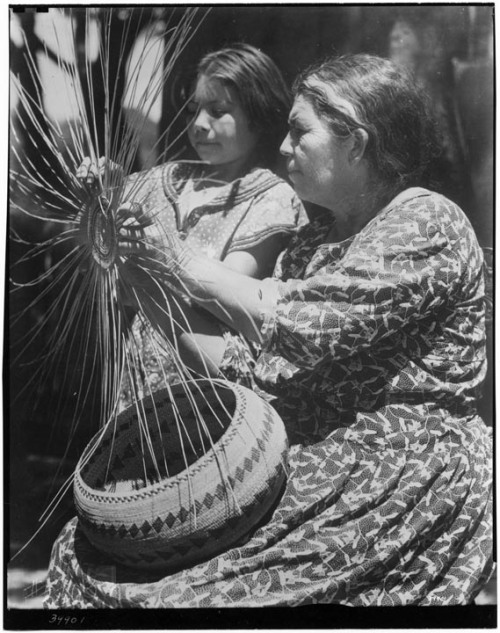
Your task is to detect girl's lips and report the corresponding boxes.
[196,141,218,147]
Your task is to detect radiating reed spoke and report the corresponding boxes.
[9,6,266,561]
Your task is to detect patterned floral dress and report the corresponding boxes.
[118,161,307,408]
[45,188,493,607]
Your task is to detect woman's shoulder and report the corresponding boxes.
[365,187,482,258]
[386,187,462,216]
[380,188,473,233]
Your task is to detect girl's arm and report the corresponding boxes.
[222,234,287,279]
[147,239,282,376]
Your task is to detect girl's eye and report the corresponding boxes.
[210,108,228,118]
[185,104,228,120]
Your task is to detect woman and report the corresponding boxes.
[46,53,493,607]
[78,43,307,403]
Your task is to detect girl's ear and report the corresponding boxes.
[349,128,369,164]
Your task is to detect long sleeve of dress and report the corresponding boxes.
[261,193,485,371]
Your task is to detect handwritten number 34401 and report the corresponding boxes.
[49,615,85,625]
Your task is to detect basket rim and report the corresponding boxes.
[74,379,268,503]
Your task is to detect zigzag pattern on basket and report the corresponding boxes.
[86,453,287,568]
[77,402,281,534]
[78,444,286,566]
[74,380,289,571]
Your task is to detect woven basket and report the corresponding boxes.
[74,379,288,571]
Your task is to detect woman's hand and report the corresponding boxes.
[76,156,123,189]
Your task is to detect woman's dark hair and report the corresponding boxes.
[193,43,291,171]
[293,53,443,191]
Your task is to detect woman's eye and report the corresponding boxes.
[289,126,304,141]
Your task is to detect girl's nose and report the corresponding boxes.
[280,133,292,156]
[192,108,211,132]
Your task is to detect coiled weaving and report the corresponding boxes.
[74,379,288,571]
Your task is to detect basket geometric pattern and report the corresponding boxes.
[74,380,288,571]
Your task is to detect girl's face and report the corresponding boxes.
[280,95,355,210]
[187,75,259,179]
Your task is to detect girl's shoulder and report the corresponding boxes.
[125,161,185,187]
[240,167,294,197]
[160,161,205,199]
[246,168,309,225]
[162,163,293,201]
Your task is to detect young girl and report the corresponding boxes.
[78,43,307,404]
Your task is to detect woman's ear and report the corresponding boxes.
[349,128,369,164]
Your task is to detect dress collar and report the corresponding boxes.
[162,162,282,209]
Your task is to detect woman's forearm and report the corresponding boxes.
[179,254,279,343]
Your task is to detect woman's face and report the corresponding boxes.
[280,95,355,209]
[187,75,259,178]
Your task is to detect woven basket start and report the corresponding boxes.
[74,379,288,571]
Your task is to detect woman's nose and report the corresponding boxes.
[280,133,292,156]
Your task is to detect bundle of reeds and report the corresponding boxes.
[9,7,288,566]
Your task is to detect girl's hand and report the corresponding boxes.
[116,201,153,257]
[119,201,194,311]
[117,201,192,285]
[76,156,123,188]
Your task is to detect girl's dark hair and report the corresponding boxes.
[194,43,291,171]
[293,53,443,191]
